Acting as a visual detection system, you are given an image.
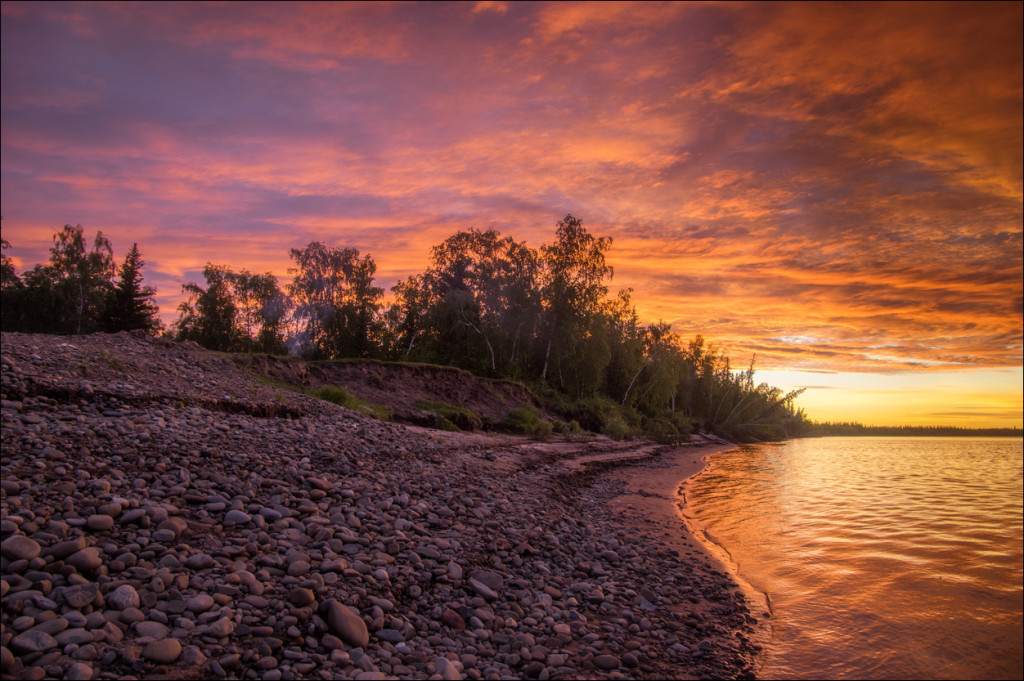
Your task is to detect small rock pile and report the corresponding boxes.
[1,332,758,680]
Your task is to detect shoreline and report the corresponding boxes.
[597,441,773,676]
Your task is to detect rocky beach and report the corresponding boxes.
[1,332,763,680]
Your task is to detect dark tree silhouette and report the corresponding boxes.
[49,224,115,335]
[288,242,383,359]
[175,264,240,351]
[104,243,161,333]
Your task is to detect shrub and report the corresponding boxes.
[530,419,554,441]
[601,412,631,440]
[501,406,554,441]
[643,416,681,444]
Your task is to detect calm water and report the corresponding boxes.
[682,437,1023,680]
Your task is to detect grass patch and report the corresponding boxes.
[500,406,554,441]
[414,400,483,431]
[314,385,391,420]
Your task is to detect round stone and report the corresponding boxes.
[1,535,41,561]
[151,529,176,543]
[324,599,369,649]
[224,510,251,526]
[108,585,140,610]
[184,553,214,570]
[67,547,103,572]
[286,560,310,577]
[66,662,93,681]
[10,630,58,654]
[287,587,315,607]
[135,621,169,639]
[86,515,114,531]
[143,638,182,664]
[186,594,215,613]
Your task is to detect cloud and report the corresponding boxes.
[472,2,508,16]
[0,0,1020,392]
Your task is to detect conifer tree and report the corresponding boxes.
[105,243,161,333]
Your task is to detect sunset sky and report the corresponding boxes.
[2,1,1021,427]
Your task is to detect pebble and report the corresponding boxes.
[143,638,182,664]
[325,599,370,649]
[66,547,102,571]
[108,585,140,610]
[469,578,498,601]
[10,630,58,654]
[86,515,114,531]
[287,587,315,607]
[1,535,41,561]
[185,553,215,570]
[224,510,251,525]
[186,594,215,612]
[59,583,99,609]
[0,333,758,681]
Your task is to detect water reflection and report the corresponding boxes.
[683,437,1023,680]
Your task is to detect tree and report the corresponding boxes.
[0,238,19,290]
[104,243,161,333]
[421,228,541,374]
[288,242,383,359]
[175,264,239,351]
[539,214,613,389]
[228,270,290,353]
[9,265,64,333]
[48,224,115,335]
[0,238,25,331]
[384,274,432,359]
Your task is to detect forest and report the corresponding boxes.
[805,422,1022,437]
[1,216,809,443]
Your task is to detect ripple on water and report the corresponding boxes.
[684,437,1023,680]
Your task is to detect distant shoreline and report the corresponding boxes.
[801,426,1022,437]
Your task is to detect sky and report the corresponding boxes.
[2,1,1021,428]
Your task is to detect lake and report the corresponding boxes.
[681,437,1023,679]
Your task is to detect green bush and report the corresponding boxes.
[601,412,631,440]
[531,419,553,440]
[501,406,554,440]
[643,416,681,444]
[434,416,460,431]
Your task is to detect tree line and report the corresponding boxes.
[1,215,809,442]
[2,225,161,336]
[806,422,1022,437]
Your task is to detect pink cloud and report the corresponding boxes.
[1,1,1020,392]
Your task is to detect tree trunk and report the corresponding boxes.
[541,335,552,382]
[405,329,420,359]
[621,357,650,406]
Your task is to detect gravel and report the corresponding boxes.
[1,331,759,680]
